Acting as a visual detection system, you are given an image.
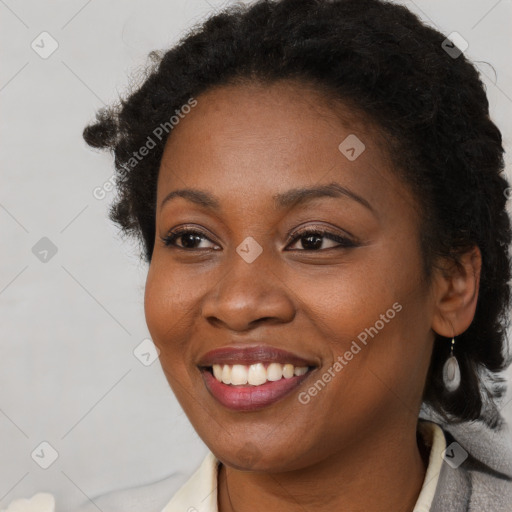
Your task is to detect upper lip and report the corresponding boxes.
[197,345,319,368]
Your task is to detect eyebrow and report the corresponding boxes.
[160,182,375,214]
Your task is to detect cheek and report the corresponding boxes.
[144,265,167,341]
[144,267,196,395]
[144,263,191,352]
[295,254,409,344]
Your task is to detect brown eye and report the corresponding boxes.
[160,228,218,250]
[287,228,357,251]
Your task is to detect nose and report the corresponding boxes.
[200,252,296,332]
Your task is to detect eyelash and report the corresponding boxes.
[159,225,357,252]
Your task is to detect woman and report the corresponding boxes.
[76,0,512,510]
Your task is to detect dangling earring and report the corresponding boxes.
[442,336,461,392]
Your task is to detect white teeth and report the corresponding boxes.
[213,364,223,381]
[211,363,310,386]
[267,362,283,381]
[231,364,248,385]
[247,362,267,385]
[294,366,308,376]
[221,364,232,384]
[282,364,294,379]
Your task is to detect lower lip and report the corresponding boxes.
[201,368,312,411]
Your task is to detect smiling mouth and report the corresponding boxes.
[197,344,319,410]
[203,362,315,386]
[199,363,317,411]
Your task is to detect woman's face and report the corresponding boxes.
[144,80,437,471]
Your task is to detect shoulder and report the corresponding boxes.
[72,452,218,512]
[430,417,512,512]
[71,471,189,512]
[160,451,219,512]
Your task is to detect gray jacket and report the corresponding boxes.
[430,419,512,511]
[74,419,512,512]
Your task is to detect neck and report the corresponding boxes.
[218,418,429,512]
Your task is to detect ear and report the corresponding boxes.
[431,245,482,337]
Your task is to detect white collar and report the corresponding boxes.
[413,421,447,512]
[161,450,219,512]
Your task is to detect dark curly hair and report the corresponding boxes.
[83,0,512,428]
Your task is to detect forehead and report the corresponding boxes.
[156,79,407,215]
[161,78,382,156]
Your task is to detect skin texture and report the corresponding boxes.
[144,80,481,512]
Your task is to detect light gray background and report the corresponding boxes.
[1,0,511,510]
